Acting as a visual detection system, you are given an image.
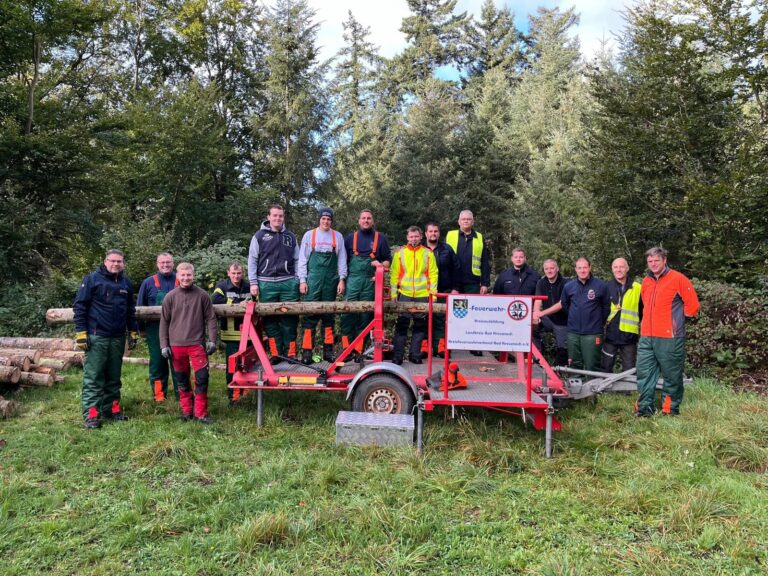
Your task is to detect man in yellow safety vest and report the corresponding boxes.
[390,226,438,365]
[601,257,642,372]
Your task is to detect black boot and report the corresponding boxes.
[323,344,335,362]
[301,349,313,365]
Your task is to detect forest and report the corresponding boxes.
[0,0,766,352]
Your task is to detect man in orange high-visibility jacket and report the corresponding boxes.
[635,247,700,417]
[390,226,438,365]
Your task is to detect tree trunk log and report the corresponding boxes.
[38,358,70,370]
[0,366,21,384]
[36,350,83,366]
[29,366,56,376]
[0,348,42,364]
[0,337,76,351]
[19,371,54,387]
[0,355,31,372]
[121,356,227,371]
[0,396,19,419]
[46,301,448,325]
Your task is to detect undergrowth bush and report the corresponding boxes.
[0,274,80,336]
[687,280,768,375]
[179,239,247,291]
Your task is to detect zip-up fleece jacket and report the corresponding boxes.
[493,264,540,296]
[561,275,610,335]
[640,267,699,338]
[248,221,300,284]
[159,285,218,348]
[74,265,137,337]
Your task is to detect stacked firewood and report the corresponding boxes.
[0,337,80,387]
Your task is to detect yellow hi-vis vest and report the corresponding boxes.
[391,245,438,298]
[612,280,641,335]
[446,230,483,277]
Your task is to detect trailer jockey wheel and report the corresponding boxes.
[352,375,415,415]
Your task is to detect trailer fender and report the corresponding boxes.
[345,363,419,404]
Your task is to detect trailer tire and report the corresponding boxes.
[352,375,415,415]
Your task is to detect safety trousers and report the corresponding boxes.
[171,344,210,418]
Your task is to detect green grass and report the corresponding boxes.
[1,366,766,575]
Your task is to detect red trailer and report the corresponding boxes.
[229,266,568,456]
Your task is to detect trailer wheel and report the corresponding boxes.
[352,375,415,415]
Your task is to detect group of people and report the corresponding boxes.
[493,247,700,417]
[72,205,699,429]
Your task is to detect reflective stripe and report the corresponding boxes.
[618,281,642,335]
[395,247,433,297]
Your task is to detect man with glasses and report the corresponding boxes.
[74,249,138,429]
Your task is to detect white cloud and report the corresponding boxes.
[308,0,630,63]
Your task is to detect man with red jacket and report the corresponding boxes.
[635,247,700,417]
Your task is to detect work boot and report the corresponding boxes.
[323,344,335,363]
[104,400,129,422]
[409,355,423,365]
[301,349,313,365]
[196,415,214,425]
[470,350,483,357]
[83,406,101,429]
[179,413,194,422]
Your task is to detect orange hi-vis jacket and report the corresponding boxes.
[640,267,700,339]
[390,244,438,299]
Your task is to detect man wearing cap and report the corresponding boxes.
[298,207,348,364]
[248,204,300,360]
[341,209,392,359]
[136,252,179,402]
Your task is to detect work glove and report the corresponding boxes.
[205,341,217,355]
[161,347,172,359]
[127,331,139,350]
[75,331,89,352]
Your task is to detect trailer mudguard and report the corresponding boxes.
[345,363,420,402]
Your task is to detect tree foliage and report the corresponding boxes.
[0,0,766,337]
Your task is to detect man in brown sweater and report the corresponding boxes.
[159,262,218,423]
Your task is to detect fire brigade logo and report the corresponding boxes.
[507,300,529,321]
[452,298,469,319]
[587,289,596,300]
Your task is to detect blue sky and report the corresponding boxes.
[308,0,630,63]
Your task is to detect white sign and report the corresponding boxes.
[446,295,533,352]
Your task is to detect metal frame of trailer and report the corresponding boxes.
[229,266,569,456]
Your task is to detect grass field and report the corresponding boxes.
[1,363,766,575]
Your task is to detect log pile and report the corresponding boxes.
[0,337,81,389]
